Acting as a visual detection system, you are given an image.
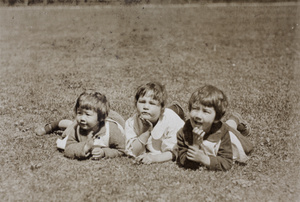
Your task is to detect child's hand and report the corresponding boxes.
[135,153,154,165]
[139,117,153,133]
[91,147,105,160]
[192,127,205,147]
[187,145,210,166]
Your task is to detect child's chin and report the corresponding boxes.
[195,125,203,130]
[140,114,151,120]
[79,125,89,130]
[191,122,203,129]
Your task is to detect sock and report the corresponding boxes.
[228,115,240,126]
[44,121,60,134]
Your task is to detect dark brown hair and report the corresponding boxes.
[74,90,110,122]
[188,85,228,121]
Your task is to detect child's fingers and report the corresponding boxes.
[187,152,195,160]
[192,127,200,134]
[199,130,205,138]
[139,116,149,125]
[144,119,153,129]
[193,127,205,136]
[188,145,198,152]
[135,153,146,162]
[142,158,151,165]
[187,149,195,157]
[139,116,145,123]
[186,155,194,161]
[139,116,148,126]
[145,119,153,129]
[135,156,142,162]
[139,116,153,132]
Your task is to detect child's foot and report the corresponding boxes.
[168,101,185,121]
[230,112,252,136]
[34,124,52,136]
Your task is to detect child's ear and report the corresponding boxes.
[159,106,165,118]
[161,106,165,113]
[98,118,105,123]
[213,115,220,123]
[213,119,220,123]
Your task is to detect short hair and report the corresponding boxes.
[188,85,228,121]
[74,90,110,122]
[134,82,167,109]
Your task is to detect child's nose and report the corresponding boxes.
[80,115,87,122]
[143,103,149,109]
[195,111,204,120]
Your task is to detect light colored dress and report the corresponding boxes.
[125,108,185,157]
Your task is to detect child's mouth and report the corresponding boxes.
[79,123,88,128]
[192,119,203,126]
[141,112,151,116]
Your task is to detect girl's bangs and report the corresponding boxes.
[193,96,214,108]
[77,100,96,111]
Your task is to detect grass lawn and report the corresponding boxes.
[0,3,299,201]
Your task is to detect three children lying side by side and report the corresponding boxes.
[35,82,253,171]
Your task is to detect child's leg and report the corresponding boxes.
[168,101,185,121]
[227,125,254,155]
[226,119,238,129]
[226,112,251,136]
[58,119,73,130]
[225,112,253,155]
[35,119,73,136]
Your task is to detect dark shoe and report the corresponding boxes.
[34,124,52,136]
[231,112,251,136]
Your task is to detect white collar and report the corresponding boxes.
[151,108,173,140]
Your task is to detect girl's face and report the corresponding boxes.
[136,91,162,124]
[189,103,216,133]
[76,108,99,132]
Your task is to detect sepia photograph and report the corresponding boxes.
[0,0,299,201]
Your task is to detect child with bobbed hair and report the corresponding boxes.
[125,81,185,164]
[175,85,253,171]
[36,90,126,160]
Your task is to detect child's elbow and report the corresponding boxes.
[177,158,200,170]
[208,157,233,171]
[221,162,233,171]
[220,158,233,171]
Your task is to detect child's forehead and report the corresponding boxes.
[140,91,156,99]
[191,101,213,108]
[77,106,96,112]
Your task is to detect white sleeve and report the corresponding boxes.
[161,109,185,152]
[125,117,139,157]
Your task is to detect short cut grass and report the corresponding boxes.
[188,85,228,121]
[74,90,110,122]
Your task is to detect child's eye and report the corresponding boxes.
[85,111,95,116]
[138,100,146,104]
[203,108,213,114]
[149,101,157,105]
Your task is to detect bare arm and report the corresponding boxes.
[131,131,150,156]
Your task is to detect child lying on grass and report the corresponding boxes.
[125,81,185,164]
[35,90,125,160]
[175,85,253,171]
